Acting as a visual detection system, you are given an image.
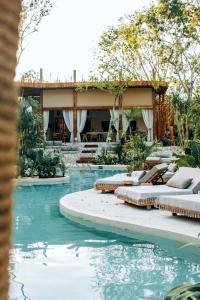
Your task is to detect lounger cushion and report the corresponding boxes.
[158,195,200,211]
[161,157,178,163]
[95,173,140,186]
[115,185,193,201]
[146,157,161,161]
[159,151,172,158]
[140,163,167,183]
[168,163,177,173]
[162,171,175,180]
[131,170,146,179]
[166,175,192,189]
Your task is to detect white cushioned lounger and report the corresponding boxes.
[115,185,193,209]
[95,164,168,192]
[95,173,140,186]
[115,167,200,209]
[157,194,200,218]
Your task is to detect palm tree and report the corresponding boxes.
[124,108,142,136]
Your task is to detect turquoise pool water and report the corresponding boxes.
[11,169,200,300]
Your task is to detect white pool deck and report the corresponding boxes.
[60,189,200,245]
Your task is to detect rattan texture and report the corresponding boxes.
[0,1,21,299]
[158,204,200,219]
[95,183,132,192]
[116,194,156,208]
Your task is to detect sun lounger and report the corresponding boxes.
[95,163,168,192]
[156,194,200,218]
[145,150,178,168]
[115,167,200,209]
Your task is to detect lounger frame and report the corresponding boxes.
[158,204,200,219]
[116,193,156,210]
[96,181,132,192]
[95,168,167,192]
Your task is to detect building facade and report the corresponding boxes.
[18,81,171,143]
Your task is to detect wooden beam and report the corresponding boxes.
[73,90,77,140]
[152,89,157,140]
[42,105,153,111]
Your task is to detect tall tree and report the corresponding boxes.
[18,0,53,63]
[93,0,200,146]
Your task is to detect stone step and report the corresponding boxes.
[84,144,98,148]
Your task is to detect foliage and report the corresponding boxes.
[175,154,196,168]
[127,161,145,173]
[20,69,40,82]
[18,0,54,62]
[124,134,152,170]
[92,150,119,165]
[18,155,37,177]
[191,95,200,140]
[17,97,67,177]
[18,149,67,178]
[191,140,200,167]
[124,109,142,135]
[164,282,200,300]
[94,0,200,82]
[18,97,43,156]
[93,0,200,146]
[34,150,66,178]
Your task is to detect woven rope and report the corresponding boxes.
[159,204,200,219]
[116,193,156,208]
[95,183,132,192]
[0,1,21,299]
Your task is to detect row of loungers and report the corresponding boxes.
[94,167,200,218]
[95,163,175,192]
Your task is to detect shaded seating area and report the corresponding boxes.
[115,167,200,209]
[95,163,168,192]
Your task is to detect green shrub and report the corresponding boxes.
[175,154,196,168]
[191,140,200,167]
[34,150,66,178]
[124,134,153,170]
[92,151,119,165]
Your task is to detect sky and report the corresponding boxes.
[17,0,153,82]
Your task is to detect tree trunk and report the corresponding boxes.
[0,1,21,299]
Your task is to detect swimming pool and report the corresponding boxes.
[11,169,200,300]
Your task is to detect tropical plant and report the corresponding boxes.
[191,140,200,167]
[175,154,196,168]
[124,134,152,171]
[34,149,66,178]
[92,150,119,165]
[17,97,43,157]
[93,0,200,146]
[17,97,67,177]
[124,109,142,136]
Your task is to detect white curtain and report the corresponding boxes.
[122,110,130,133]
[142,109,153,142]
[43,110,49,140]
[110,109,120,141]
[63,110,74,142]
[77,110,87,142]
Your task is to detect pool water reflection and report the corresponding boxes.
[10,169,200,300]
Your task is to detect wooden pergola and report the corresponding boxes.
[17,80,172,142]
